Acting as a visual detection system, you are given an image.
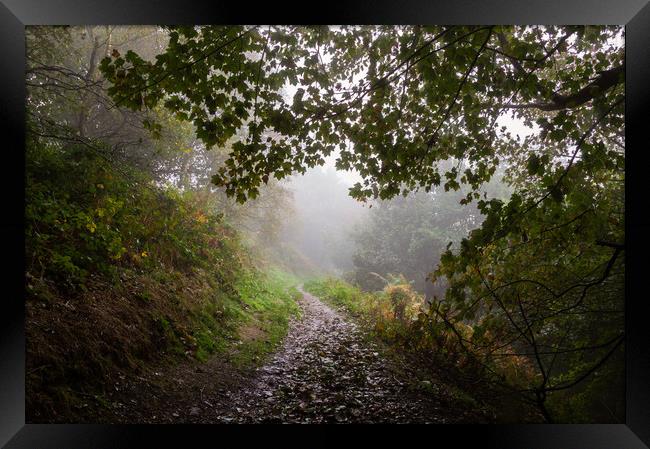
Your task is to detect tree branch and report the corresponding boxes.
[596,240,625,250]
[498,63,624,112]
[426,27,494,148]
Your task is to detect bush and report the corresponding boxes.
[304,277,539,421]
[25,139,243,292]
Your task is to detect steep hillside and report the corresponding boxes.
[25,138,300,422]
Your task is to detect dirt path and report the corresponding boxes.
[208,288,475,423]
[103,289,491,423]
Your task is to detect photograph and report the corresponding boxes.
[22,23,628,426]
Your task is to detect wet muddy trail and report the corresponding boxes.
[210,289,470,423]
[104,289,491,424]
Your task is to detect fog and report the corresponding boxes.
[259,155,513,296]
[280,166,369,276]
[25,24,519,295]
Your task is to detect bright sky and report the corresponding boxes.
[319,113,537,186]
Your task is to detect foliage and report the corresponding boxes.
[25,132,301,421]
[26,24,300,274]
[26,137,242,289]
[100,25,623,204]
[28,24,625,424]
[350,170,510,295]
[432,127,624,421]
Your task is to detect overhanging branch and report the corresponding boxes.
[498,63,624,112]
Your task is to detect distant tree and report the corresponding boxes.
[351,162,510,297]
[352,189,466,294]
[26,26,297,260]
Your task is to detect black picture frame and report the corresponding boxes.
[2,1,649,447]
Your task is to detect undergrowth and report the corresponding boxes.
[303,277,539,422]
[25,138,301,422]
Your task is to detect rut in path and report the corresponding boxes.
[212,288,465,423]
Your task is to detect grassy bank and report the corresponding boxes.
[304,276,426,342]
[228,269,301,368]
[25,139,301,422]
[303,277,538,422]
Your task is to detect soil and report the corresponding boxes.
[69,289,494,423]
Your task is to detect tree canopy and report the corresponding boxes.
[94,25,625,421]
[99,25,624,204]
